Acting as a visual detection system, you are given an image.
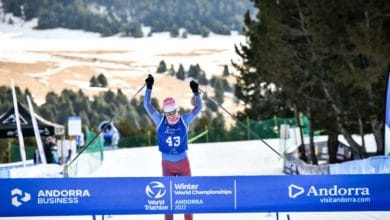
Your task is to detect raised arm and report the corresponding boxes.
[143,74,163,126]
[183,80,203,125]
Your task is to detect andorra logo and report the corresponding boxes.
[11,188,31,207]
[145,181,166,199]
[288,184,305,199]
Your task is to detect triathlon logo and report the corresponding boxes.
[288,184,305,199]
[11,188,31,207]
[145,181,166,199]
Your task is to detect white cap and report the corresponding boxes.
[163,97,177,112]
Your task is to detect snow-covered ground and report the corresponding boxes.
[0,16,245,121]
[0,17,245,79]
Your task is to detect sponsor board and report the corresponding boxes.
[0,175,389,216]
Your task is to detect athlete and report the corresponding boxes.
[143,74,202,220]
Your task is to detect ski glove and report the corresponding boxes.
[190,80,199,94]
[145,74,154,89]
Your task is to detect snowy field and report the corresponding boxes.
[0,21,245,78]
[0,17,245,127]
[2,139,390,220]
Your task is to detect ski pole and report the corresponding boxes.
[65,83,146,171]
[199,88,284,158]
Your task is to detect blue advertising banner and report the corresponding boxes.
[0,175,389,216]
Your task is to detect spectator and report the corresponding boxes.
[44,136,60,164]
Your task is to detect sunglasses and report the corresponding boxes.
[165,110,177,116]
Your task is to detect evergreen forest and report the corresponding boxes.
[1,0,254,37]
[234,0,390,163]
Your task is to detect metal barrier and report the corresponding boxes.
[0,160,34,178]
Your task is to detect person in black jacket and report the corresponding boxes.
[44,136,60,164]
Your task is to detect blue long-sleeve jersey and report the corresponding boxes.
[143,88,203,161]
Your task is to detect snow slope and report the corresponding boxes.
[0,16,245,123]
[91,139,283,177]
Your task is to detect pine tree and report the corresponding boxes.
[198,72,208,85]
[90,76,98,87]
[97,73,108,87]
[213,79,224,105]
[176,64,186,80]
[168,64,176,76]
[170,25,179,38]
[187,64,200,79]
[156,60,167,73]
[234,0,390,159]
[222,65,230,76]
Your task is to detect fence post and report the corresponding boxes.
[7,138,11,163]
[205,125,209,143]
[147,130,151,146]
[246,117,250,140]
[273,115,279,136]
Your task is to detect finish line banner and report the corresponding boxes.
[0,174,390,216]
